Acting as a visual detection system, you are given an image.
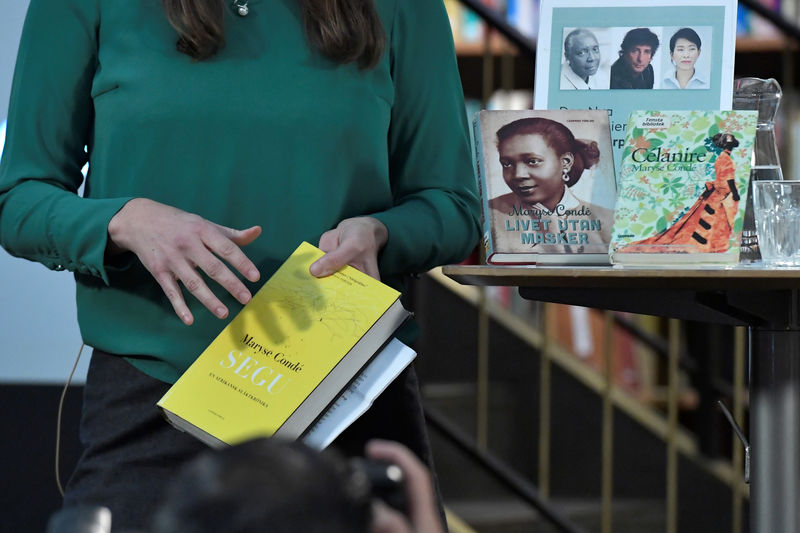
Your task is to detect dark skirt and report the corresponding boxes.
[63,349,438,532]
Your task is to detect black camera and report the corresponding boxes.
[350,457,408,514]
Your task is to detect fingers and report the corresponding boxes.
[198,227,261,303]
[211,224,262,283]
[366,440,433,501]
[310,228,346,277]
[174,259,232,319]
[232,225,263,246]
[310,244,380,279]
[317,227,340,254]
[310,230,339,277]
[311,239,377,279]
[310,217,386,280]
[366,439,443,533]
[108,199,263,324]
[147,250,231,323]
[370,500,413,533]
[152,269,194,325]
[172,226,262,318]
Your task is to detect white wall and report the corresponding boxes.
[1,0,88,384]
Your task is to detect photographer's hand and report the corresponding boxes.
[366,439,444,533]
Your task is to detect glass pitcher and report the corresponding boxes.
[732,77,784,262]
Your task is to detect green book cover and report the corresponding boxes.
[610,110,757,264]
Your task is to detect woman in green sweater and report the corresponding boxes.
[0,0,480,529]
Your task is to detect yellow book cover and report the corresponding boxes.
[157,241,410,447]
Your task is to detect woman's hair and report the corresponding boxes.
[496,117,601,187]
[712,132,740,151]
[669,27,702,53]
[161,0,386,67]
[151,438,372,533]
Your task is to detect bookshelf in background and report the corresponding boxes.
[449,0,791,412]
[738,0,786,41]
[446,0,538,54]
[448,0,797,60]
[479,286,692,409]
[448,0,794,53]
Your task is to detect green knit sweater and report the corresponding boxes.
[0,0,480,382]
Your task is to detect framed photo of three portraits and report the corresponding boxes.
[534,0,737,183]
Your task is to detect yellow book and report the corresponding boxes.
[157,241,410,447]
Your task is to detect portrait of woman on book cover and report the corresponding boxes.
[487,116,615,253]
[617,132,741,254]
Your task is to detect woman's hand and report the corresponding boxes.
[310,216,388,280]
[107,198,261,325]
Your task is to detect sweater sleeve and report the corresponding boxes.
[371,0,481,277]
[0,0,132,284]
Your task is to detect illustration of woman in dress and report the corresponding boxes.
[619,132,741,253]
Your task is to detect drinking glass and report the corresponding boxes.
[752,180,800,266]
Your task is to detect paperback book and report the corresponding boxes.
[473,109,617,264]
[158,241,411,448]
[303,338,416,450]
[610,109,757,264]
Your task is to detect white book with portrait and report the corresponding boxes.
[533,0,737,182]
[473,109,616,264]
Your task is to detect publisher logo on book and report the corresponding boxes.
[635,115,670,130]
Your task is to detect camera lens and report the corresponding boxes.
[351,458,407,515]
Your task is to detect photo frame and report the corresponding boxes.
[535,0,737,182]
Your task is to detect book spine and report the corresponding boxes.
[507,0,539,39]
[443,0,462,41]
[781,0,795,25]
[736,4,751,36]
[472,112,495,262]
[461,8,485,43]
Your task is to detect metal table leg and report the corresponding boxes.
[516,285,800,532]
[751,328,800,533]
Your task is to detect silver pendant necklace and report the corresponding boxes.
[232,0,249,17]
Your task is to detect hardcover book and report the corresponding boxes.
[473,109,617,264]
[157,241,411,448]
[533,0,737,181]
[610,109,757,264]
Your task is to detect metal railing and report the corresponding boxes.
[427,269,750,533]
